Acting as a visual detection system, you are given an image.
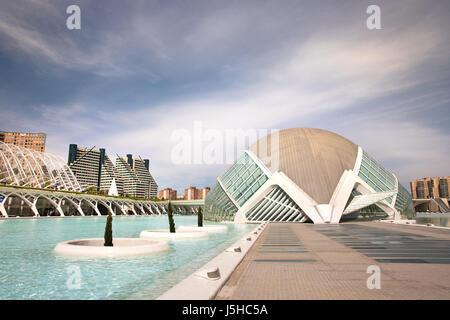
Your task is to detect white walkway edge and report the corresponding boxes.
[157,222,268,300]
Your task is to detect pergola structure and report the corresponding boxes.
[0,142,203,218]
[0,186,203,217]
[0,142,81,191]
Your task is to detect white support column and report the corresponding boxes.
[129,203,138,215]
[93,201,101,216]
[31,198,40,217]
[56,199,65,217]
[0,201,8,217]
[315,204,333,223]
[74,200,85,216]
[329,170,357,223]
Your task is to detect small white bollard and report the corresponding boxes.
[195,266,221,280]
[226,246,242,253]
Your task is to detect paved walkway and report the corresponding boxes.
[215,222,450,300]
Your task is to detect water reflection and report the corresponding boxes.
[416,214,450,227]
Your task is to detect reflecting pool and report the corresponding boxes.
[0,216,255,300]
[415,214,450,227]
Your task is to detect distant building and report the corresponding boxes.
[158,188,177,200]
[68,145,109,191]
[200,187,211,200]
[68,145,157,198]
[411,177,450,213]
[184,186,210,200]
[116,154,158,199]
[99,154,123,195]
[411,177,449,199]
[0,130,46,152]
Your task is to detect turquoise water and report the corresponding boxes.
[416,214,450,227]
[0,216,255,300]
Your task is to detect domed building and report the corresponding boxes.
[204,128,415,224]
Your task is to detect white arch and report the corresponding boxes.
[0,142,81,192]
[80,199,101,216]
[60,196,85,216]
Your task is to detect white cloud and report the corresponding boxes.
[1,0,449,192]
[342,121,450,186]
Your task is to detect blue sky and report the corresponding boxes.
[0,0,449,192]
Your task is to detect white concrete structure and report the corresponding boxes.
[0,142,81,191]
[140,229,209,240]
[178,225,229,232]
[0,186,201,218]
[53,238,170,257]
[108,178,119,196]
[204,128,415,224]
[157,223,266,300]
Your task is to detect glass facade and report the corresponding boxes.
[394,183,416,219]
[356,151,415,220]
[203,182,238,221]
[204,152,269,221]
[358,150,396,203]
[219,152,268,206]
[204,146,415,223]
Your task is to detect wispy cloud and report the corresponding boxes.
[0,0,449,192]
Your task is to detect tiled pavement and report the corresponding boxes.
[215,222,450,300]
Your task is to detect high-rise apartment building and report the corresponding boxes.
[0,130,46,152]
[68,144,124,194]
[115,154,158,199]
[158,188,177,200]
[184,186,210,200]
[68,145,104,190]
[68,144,122,193]
[99,155,123,195]
[410,177,450,213]
[410,177,450,199]
[68,145,158,198]
[200,187,210,200]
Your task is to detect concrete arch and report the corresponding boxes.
[35,195,64,216]
[60,196,85,216]
[4,192,39,217]
[80,199,101,216]
[110,200,127,216]
[138,203,147,214]
[123,201,137,215]
[97,199,115,216]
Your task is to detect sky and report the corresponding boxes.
[0,0,449,193]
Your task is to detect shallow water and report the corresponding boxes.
[0,216,255,300]
[415,215,450,227]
